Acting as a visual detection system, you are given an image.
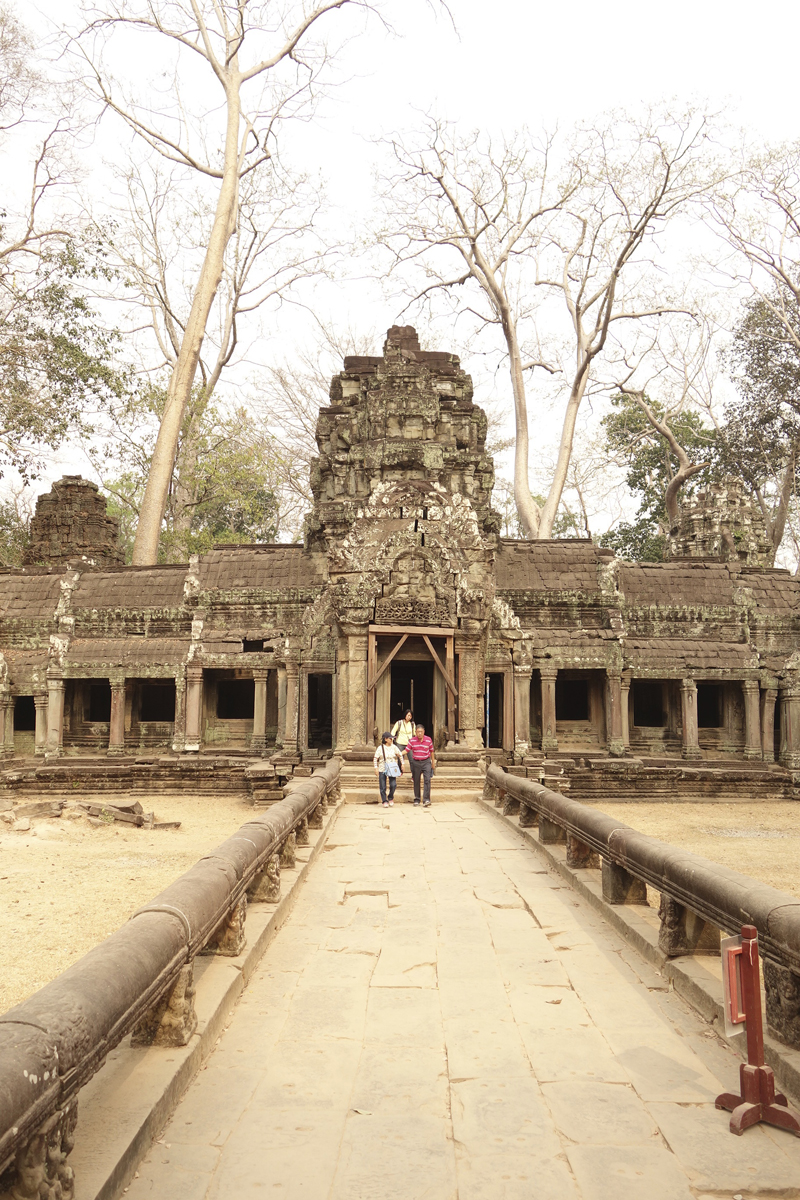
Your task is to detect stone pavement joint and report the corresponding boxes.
[123,802,800,1199]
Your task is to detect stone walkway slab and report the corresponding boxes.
[124,803,800,1199]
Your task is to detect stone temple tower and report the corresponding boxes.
[23,476,123,568]
[666,479,773,567]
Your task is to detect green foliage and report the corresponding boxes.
[0,492,32,566]
[599,392,716,562]
[100,390,280,562]
[0,239,129,479]
[720,288,800,494]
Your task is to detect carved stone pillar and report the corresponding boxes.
[248,854,281,902]
[761,686,777,764]
[279,831,297,869]
[5,1102,78,1200]
[276,665,287,747]
[602,859,647,904]
[184,663,203,753]
[567,833,599,869]
[742,680,762,760]
[171,672,186,753]
[251,667,269,755]
[131,963,198,1046]
[45,676,65,758]
[107,679,126,757]
[540,665,558,753]
[513,662,533,757]
[200,897,247,957]
[34,692,48,757]
[779,681,800,769]
[605,671,624,758]
[620,674,632,751]
[283,657,300,752]
[657,895,719,957]
[539,815,566,845]
[296,815,310,846]
[456,632,485,748]
[764,959,800,1049]
[337,631,368,748]
[2,691,15,759]
[680,678,702,760]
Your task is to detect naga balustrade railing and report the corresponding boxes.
[485,763,800,1053]
[0,757,341,1197]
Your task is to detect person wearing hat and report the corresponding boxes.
[373,730,404,806]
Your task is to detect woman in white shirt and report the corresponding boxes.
[391,710,415,760]
[373,731,404,806]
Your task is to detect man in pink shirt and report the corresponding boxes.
[406,723,436,807]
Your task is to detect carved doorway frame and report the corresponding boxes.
[367,625,457,744]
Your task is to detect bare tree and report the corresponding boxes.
[379,109,719,538]
[76,0,375,564]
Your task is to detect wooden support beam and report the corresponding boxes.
[367,634,408,692]
[422,635,458,697]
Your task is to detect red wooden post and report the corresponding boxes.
[716,925,800,1137]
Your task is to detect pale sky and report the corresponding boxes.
[16,0,800,537]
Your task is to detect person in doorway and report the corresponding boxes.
[391,709,415,759]
[373,731,403,807]
[407,723,435,807]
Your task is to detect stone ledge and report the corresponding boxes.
[479,796,800,1109]
[70,799,343,1200]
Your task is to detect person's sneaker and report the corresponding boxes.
[389,800,394,806]
[423,801,431,807]
[413,800,420,806]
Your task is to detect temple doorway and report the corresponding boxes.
[367,626,457,746]
[390,660,433,733]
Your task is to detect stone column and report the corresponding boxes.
[276,665,287,747]
[45,676,65,758]
[742,680,762,760]
[184,663,203,753]
[107,679,126,757]
[34,692,48,757]
[680,678,702,760]
[513,663,533,757]
[283,656,300,752]
[456,631,484,749]
[620,674,632,751]
[540,665,558,753]
[605,670,625,758]
[761,686,777,764]
[251,667,269,755]
[779,680,800,769]
[2,692,15,759]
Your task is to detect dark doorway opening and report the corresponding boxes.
[217,679,255,720]
[14,696,35,731]
[633,681,664,727]
[390,660,433,734]
[87,682,111,722]
[140,682,176,723]
[697,683,722,728]
[308,673,333,748]
[483,672,504,748]
[556,678,589,721]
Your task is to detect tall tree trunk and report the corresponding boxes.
[538,368,589,539]
[131,78,241,565]
[502,310,541,538]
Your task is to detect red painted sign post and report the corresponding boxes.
[716,925,800,1137]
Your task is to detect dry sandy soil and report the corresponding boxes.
[587,800,800,899]
[3,794,799,1012]
[0,793,254,1011]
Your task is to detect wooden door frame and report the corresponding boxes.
[367,625,457,743]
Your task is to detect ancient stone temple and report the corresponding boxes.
[2,325,800,799]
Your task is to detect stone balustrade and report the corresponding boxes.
[0,758,342,1197]
[485,762,800,1053]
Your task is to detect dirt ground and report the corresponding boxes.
[588,801,800,899]
[0,793,254,1011]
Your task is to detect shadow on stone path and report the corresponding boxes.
[124,802,800,1199]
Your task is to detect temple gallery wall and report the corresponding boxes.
[2,326,800,796]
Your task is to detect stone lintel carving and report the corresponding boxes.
[200,897,247,957]
[657,895,720,957]
[247,854,281,903]
[131,962,198,1047]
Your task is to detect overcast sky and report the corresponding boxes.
[20,0,800,537]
